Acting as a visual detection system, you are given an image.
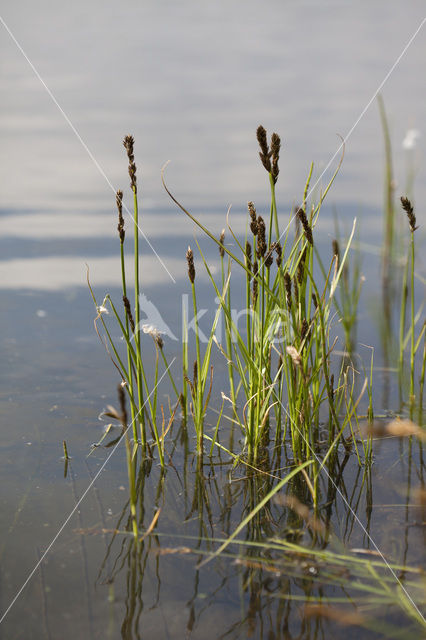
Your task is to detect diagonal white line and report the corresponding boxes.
[303,17,426,205]
[2,6,424,626]
[0,358,175,625]
[0,15,176,284]
[202,386,424,619]
[269,17,426,266]
[269,20,426,614]
[277,400,425,621]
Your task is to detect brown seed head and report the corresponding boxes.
[248,201,258,236]
[270,132,281,184]
[297,207,313,246]
[274,242,282,267]
[256,125,272,173]
[332,239,340,265]
[283,272,292,309]
[123,295,135,333]
[264,245,274,268]
[123,135,137,193]
[219,229,225,257]
[186,246,195,283]
[248,201,257,222]
[256,216,267,258]
[293,276,299,303]
[300,318,309,342]
[116,190,125,244]
[123,134,134,159]
[250,220,258,236]
[257,125,269,155]
[297,247,307,284]
[245,240,252,270]
[400,196,418,232]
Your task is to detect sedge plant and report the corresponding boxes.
[162,125,368,493]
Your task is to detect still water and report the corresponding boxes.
[0,2,425,638]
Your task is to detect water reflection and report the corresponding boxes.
[84,430,424,640]
[1,4,426,637]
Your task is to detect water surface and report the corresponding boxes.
[0,3,425,638]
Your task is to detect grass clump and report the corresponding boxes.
[78,118,426,640]
[162,125,365,482]
[88,123,425,521]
